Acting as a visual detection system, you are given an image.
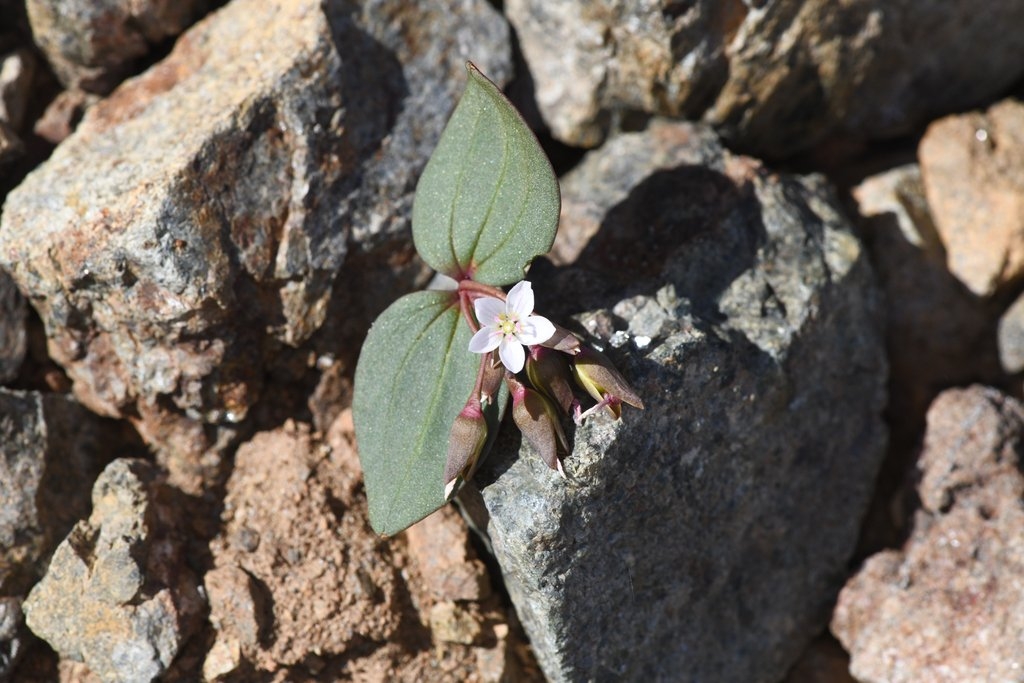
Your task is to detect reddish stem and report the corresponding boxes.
[458,279,506,301]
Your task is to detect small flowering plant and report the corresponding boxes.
[353,64,642,536]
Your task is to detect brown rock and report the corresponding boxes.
[405,505,491,603]
[507,0,1024,157]
[832,386,1024,682]
[207,418,534,680]
[920,99,1024,297]
[0,0,511,492]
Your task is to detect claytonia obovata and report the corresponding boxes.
[468,281,555,373]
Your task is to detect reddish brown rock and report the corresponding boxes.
[832,386,1024,682]
[919,99,1024,297]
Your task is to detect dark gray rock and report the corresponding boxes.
[507,0,1024,157]
[0,0,510,492]
[26,0,210,93]
[0,271,24,384]
[23,458,204,683]
[0,389,107,596]
[473,119,888,682]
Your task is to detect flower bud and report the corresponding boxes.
[526,346,576,414]
[508,375,568,473]
[539,323,582,354]
[443,404,488,499]
[479,352,505,407]
[570,346,644,419]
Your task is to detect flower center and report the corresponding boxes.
[498,313,519,337]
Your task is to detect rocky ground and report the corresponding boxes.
[2,1,1024,681]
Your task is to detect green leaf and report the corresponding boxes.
[353,291,505,536]
[412,63,560,286]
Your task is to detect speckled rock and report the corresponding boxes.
[473,119,888,682]
[0,389,108,596]
[0,0,511,492]
[23,459,204,683]
[919,98,1024,298]
[506,0,1024,157]
[833,386,1024,683]
[26,0,209,93]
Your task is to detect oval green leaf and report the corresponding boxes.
[353,290,502,536]
[412,63,560,286]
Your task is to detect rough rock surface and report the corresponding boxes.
[473,119,888,682]
[506,0,1024,156]
[0,0,510,491]
[25,0,209,93]
[0,271,24,384]
[833,386,1024,682]
[23,458,204,683]
[205,413,533,681]
[919,98,1024,298]
[0,389,108,595]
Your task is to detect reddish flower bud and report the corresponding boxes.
[570,345,644,419]
[507,375,568,473]
[526,346,576,414]
[539,323,582,354]
[443,403,488,499]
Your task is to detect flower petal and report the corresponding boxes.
[498,338,526,373]
[516,314,556,345]
[469,327,502,354]
[473,296,506,326]
[506,281,535,318]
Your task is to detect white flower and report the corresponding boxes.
[468,281,555,373]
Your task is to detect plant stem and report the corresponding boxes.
[458,279,506,301]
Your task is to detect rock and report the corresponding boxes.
[23,459,204,683]
[998,293,1024,374]
[473,119,888,682]
[832,386,1024,682]
[0,48,34,165]
[0,0,511,492]
[0,271,25,384]
[405,504,491,603]
[0,49,34,130]
[207,417,529,679]
[0,390,107,595]
[506,0,1024,157]
[25,0,210,93]
[0,597,25,682]
[919,99,1024,297]
[853,164,1001,430]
